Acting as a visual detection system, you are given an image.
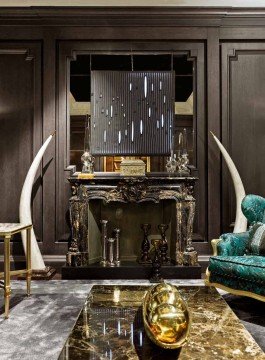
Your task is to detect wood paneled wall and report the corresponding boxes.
[221,43,265,233]
[0,7,265,266]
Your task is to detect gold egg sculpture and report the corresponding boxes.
[143,282,191,349]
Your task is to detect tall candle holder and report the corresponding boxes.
[81,115,94,174]
[113,228,121,266]
[150,238,163,283]
[139,223,152,264]
[107,237,116,267]
[100,220,108,266]
[158,224,170,264]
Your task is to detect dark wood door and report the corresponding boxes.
[221,43,265,233]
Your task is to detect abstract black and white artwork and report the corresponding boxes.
[90,71,175,155]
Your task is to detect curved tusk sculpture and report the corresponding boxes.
[19,132,55,270]
[211,131,247,233]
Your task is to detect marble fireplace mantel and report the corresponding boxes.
[63,171,200,279]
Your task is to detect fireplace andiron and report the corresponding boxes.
[139,223,152,264]
[100,220,108,266]
[100,220,121,267]
[158,224,170,264]
[150,238,163,283]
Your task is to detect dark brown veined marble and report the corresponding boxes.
[58,285,265,360]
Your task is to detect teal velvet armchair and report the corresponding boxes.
[205,194,265,302]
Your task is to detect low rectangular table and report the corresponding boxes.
[59,285,265,359]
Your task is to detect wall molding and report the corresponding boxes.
[1,7,265,27]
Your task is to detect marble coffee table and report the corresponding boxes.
[59,285,265,359]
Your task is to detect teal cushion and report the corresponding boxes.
[248,222,265,255]
[209,255,265,285]
[209,272,265,296]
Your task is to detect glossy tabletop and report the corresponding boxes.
[59,285,265,360]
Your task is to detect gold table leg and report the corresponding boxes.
[26,227,32,296]
[4,235,11,319]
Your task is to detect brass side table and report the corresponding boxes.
[0,223,32,319]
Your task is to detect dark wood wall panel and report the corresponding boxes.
[221,43,265,233]
[0,53,33,224]
[207,29,221,245]
[0,44,42,248]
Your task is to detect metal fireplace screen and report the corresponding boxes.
[90,71,175,155]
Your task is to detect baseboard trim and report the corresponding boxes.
[0,254,210,262]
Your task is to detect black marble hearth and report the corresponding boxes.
[61,261,201,280]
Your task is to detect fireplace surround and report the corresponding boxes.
[62,171,201,280]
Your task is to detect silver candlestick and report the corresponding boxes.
[100,220,108,266]
[113,228,121,266]
[107,238,116,267]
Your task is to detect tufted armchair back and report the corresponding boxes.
[241,194,265,225]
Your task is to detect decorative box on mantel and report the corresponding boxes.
[120,159,146,177]
[62,170,200,280]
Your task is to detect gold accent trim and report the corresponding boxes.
[78,173,95,179]
[0,224,32,236]
[211,238,222,256]
[0,269,32,277]
[205,268,265,302]
[146,157,151,172]
[103,156,151,172]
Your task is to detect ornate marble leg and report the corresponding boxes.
[67,197,80,266]
[175,198,197,266]
[67,197,89,267]
[176,201,184,265]
[185,200,196,251]
[183,200,198,266]
[79,199,89,265]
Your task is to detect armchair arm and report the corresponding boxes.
[242,194,265,224]
[215,231,249,256]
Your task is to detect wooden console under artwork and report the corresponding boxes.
[61,171,201,280]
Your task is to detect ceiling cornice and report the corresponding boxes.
[0,7,265,27]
